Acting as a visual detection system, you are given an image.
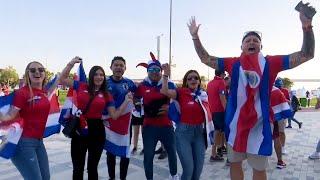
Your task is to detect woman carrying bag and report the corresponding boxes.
[60,57,133,180]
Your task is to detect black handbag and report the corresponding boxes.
[62,95,95,138]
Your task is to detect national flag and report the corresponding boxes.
[225,53,273,156]
[103,100,134,158]
[271,86,292,121]
[0,75,61,159]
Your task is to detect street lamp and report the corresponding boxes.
[168,0,173,78]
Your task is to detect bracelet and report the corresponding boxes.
[302,25,313,32]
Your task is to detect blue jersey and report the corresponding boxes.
[107,76,137,108]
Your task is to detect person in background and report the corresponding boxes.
[309,139,320,159]
[287,92,302,128]
[207,69,226,162]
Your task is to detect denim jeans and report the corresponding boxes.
[142,125,177,180]
[11,137,50,180]
[175,123,205,180]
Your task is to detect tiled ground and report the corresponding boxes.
[0,111,319,180]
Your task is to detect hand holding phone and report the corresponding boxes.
[295,1,316,19]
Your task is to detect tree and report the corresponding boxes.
[45,70,54,81]
[0,66,19,88]
[281,77,294,89]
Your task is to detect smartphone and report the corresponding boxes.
[295,1,316,19]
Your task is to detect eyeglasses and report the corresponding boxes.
[147,68,161,73]
[29,67,45,73]
[187,76,199,81]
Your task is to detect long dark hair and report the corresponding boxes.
[88,66,107,97]
[182,70,201,89]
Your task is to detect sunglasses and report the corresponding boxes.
[147,68,161,73]
[29,67,45,73]
[187,76,199,81]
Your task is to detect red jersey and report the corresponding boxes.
[75,82,114,119]
[135,80,175,127]
[207,76,226,113]
[176,88,205,125]
[13,86,50,138]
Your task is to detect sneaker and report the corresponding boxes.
[286,125,292,128]
[158,150,167,159]
[139,149,144,155]
[131,147,137,155]
[276,160,287,169]
[282,147,287,155]
[169,174,180,180]
[309,152,320,159]
[298,122,303,129]
[209,155,224,162]
[155,147,163,154]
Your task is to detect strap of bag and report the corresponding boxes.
[82,94,97,115]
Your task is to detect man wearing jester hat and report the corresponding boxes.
[135,52,179,180]
[188,2,315,180]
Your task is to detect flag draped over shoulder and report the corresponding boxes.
[0,75,61,159]
[168,89,215,147]
[58,63,88,135]
[103,101,133,158]
[271,87,292,121]
[226,53,273,156]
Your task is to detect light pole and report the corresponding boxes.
[168,0,173,78]
[156,34,163,60]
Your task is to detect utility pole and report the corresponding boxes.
[168,0,172,78]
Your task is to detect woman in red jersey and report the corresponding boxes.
[60,57,133,180]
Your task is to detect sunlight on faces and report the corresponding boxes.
[110,60,126,78]
[186,72,200,90]
[93,69,105,88]
[241,35,262,55]
[27,62,46,87]
[147,65,162,82]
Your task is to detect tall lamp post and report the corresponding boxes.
[168,0,173,78]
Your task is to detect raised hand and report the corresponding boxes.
[187,16,201,38]
[161,63,170,77]
[298,3,315,26]
[69,56,82,66]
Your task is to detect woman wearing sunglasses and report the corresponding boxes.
[60,57,133,180]
[0,61,58,180]
[161,64,211,180]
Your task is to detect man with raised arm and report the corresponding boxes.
[188,3,315,180]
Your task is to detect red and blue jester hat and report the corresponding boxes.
[136,52,162,70]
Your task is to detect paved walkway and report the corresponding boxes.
[1,111,319,180]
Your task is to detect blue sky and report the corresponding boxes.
[0,0,319,89]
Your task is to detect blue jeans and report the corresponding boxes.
[175,123,205,180]
[11,137,50,180]
[142,126,177,180]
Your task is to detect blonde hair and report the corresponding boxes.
[24,61,47,104]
